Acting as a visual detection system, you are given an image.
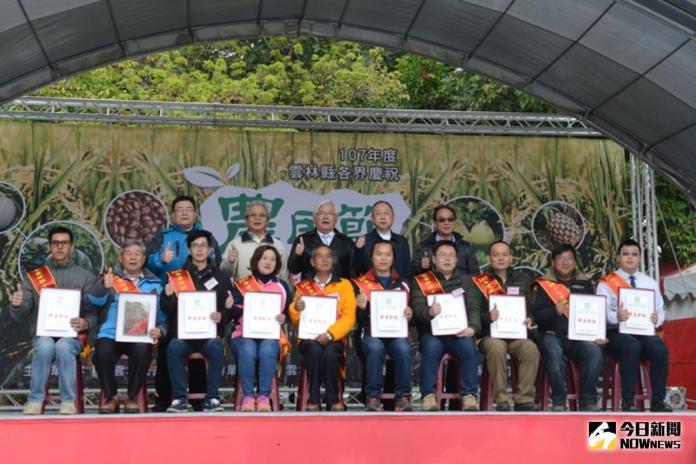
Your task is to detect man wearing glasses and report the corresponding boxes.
[221,201,286,280]
[9,226,103,415]
[145,196,221,281]
[288,200,355,280]
[412,205,479,277]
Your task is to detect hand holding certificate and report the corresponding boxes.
[370,290,408,338]
[619,288,656,336]
[489,295,527,339]
[116,292,158,343]
[177,291,218,339]
[568,294,607,342]
[36,288,81,338]
[242,291,282,340]
[427,293,468,336]
[298,296,337,340]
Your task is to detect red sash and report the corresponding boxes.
[166,269,196,295]
[235,275,292,362]
[535,278,572,316]
[472,273,506,299]
[600,272,631,296]
[27,265,57,294]
[112,276,140,294]
[413,271,446,296]
[295,279,326,297]
[352,272,385,299]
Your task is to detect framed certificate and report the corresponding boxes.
[489,294,527,339]
[116,292,158,343]
[427,293,468,336]
[242,291,282,340]
[298,296,337,340]
[36,288,81,338]
[568,294,607,341]
[177,291,218,339]
[618,287,656,336]
[370,290,408,338]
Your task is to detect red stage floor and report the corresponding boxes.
[1,412,694,463]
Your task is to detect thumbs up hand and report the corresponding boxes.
[355,235,366,249]
[10,283,23,307]
[103,267,115,289]
[227,246,238,264]
[161,242,174,264]
[225,290,234,309]
[295,236,305,256]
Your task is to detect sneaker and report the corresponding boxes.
[579,402,600,412]
[395,397,414,412]
[365,398,382,412]
[514,402,539,412]
[22,402,42,415]
[462,394,479,411]
[651,400,673,413]
[240,396,255,412]
[421,394,439,412]
[203,398,224,412]
[256,395,272,412]
[166,399,191,413]
[495,402,511,412]
[59,402,77,415]
[551,403,567,412]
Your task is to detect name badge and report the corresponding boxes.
[452,288,465,297]
[204,278,218,290]
[507,287,520,295]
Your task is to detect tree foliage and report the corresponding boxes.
[656,175,696,266]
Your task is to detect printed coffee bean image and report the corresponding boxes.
[105,190,169,247]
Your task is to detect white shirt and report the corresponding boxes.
[314,274,333,290]
[596,268,665,328]
[435,234,455,242]
[319,231,335,246]
[377,230,392,241]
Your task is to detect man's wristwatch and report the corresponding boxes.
[325,332,333,342]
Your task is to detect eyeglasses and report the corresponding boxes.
[436,217,455,223]
[190,243,209,249]
[435,253,457,259]
[246,214,268,219]
[49,240,72,247]
[316,212,336,217]
[174,207,195,213]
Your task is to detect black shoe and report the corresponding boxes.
[495,402,511,412]
[514,402,539,412]
[579,403,600,412]
[622,401,640,412]
[651,400,673,412]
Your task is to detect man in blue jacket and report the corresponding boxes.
[89,240,169,413]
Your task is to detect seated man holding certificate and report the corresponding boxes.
[9,226,103,415]
[289,245,356,411]
[352,240,414,412]
[88,240,169,414]
[412,241,480,412]
[532,244,603,412]
[465,241,539,412]
[162,230,232,413]
[229,245,291,412]
[596,239,671,412]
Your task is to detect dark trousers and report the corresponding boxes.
[94,338,152,400]
[606,331,668,402]
[154,335,206,408]
[299,340,344,406]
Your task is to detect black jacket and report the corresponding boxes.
[464,268,532,337]
[162,258,233,338]
[351,269,411,336]
[287,228,355,279]
[411,231,479,277]
[532,271,594,337]
[353,229,412,281]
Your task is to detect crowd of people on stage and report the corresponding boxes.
[9,194,673,414]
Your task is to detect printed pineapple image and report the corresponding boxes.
[533,202,585,251]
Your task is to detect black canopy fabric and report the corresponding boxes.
[1,0,696,197]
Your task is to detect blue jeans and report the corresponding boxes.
[419,334,479,396]
[28,336,83,403]
[540,334,603,406]
[361,336,413,400]
[167,338,224,401]
[230,337,279,397]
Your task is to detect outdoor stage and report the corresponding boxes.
[1,412,694,463]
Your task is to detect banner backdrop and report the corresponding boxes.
[0,121,629,391]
